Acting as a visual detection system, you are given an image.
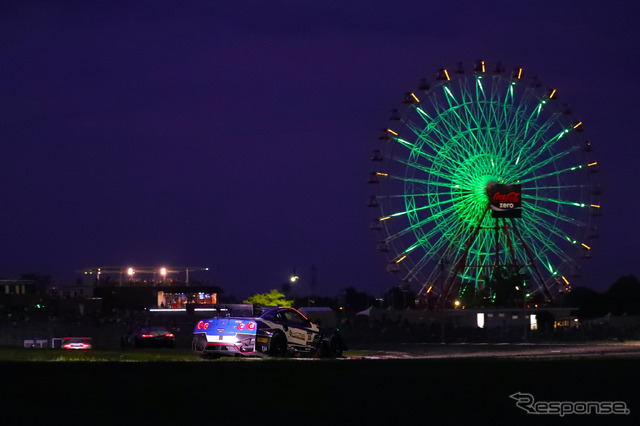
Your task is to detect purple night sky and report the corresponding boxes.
[1,1,638,300]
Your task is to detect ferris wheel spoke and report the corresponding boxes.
[524,213,572,246]
[411,111,451,154]
[518,162,588,185]
[457,88,485,136]
[525,92,559,133]
[528,218,583,245]
[382,206,453,243]
[523,216,586,263]
[525,201,585,227]
[516,114,563,160]
[383,192,434,199]
[530,120,571,155]
[390,163,457,186]
[519,223,574,268]
[519,139,580,176]
[379,197,455,222]
[400,236,454,282]
[524,183,591,192]
[408,129,472,170]
[514,226,578,274]
[521,147,581,176]
[527,194,589,211]
[391,155,435,175]
[498,92,533,148]
[509,233,559,277]
[421,104,483,159]
[386,175,454,190]
[388,227,458,276]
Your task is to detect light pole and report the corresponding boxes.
[185,267,209,285]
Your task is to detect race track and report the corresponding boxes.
[346,342,640,360]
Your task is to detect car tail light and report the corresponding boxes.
[197,321,203,329]
[203,323,209,330]
[246,322,256,331]
[165,333,174,338]
[63,343,89,349]
[237,323,245,331]
[141,334,154,338]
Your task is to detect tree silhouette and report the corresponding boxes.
[243,289,293,307]
[384,284,416,309]
[605,275,640,315]
[562,286,607,319]
[341,287,374,312]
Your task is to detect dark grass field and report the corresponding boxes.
[1,353,638,425]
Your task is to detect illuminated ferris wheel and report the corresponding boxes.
[369,61,600,308]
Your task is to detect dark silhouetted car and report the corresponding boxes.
[121,326,176,348]
[192,306,346,358]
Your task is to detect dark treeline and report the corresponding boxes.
[292,275,640,319]
[563,274,640,319]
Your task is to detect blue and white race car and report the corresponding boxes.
[192,306,346,358]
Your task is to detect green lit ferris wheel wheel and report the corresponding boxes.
[369,61,600,308]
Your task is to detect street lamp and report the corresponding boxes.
[290,267,299,283]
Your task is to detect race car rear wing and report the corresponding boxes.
[187,303,257,318]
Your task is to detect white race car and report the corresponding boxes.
[192,306,346,358]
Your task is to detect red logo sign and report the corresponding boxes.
[492,191,520,203]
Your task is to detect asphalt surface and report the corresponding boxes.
[347,342,640,359]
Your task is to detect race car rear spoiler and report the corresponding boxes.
[186,303,258,317]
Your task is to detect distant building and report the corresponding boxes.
[79,266,211,287]
[356,305,578,331]
[77,266,221,312]
[0,278,49,308]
